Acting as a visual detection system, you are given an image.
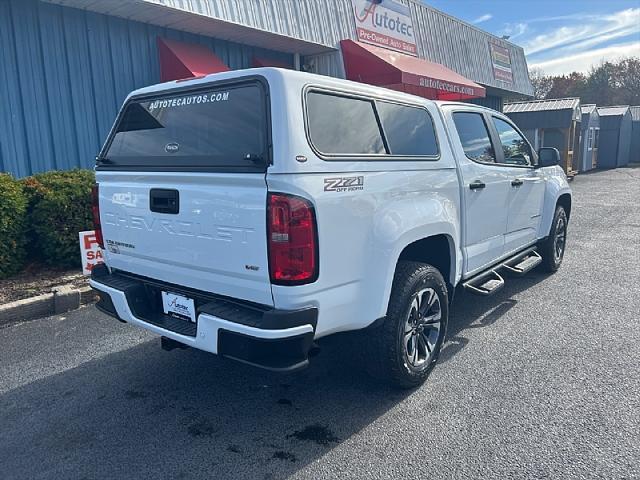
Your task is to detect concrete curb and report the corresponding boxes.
[0,284,97,327]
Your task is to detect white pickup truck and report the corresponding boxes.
[90,68,572,388]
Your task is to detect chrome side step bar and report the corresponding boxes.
[463,269,505,296]
[503,250,542,276]
[463,247,540,296]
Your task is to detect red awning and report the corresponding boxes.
[251,56,292,69]
[157,37,229,82]
[340,40,485,101]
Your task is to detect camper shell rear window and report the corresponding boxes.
[99,80,270,171]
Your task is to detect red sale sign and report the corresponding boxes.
[79,230,104,275]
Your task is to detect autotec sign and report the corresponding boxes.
[352,0,417,56]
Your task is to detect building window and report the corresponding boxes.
[452,112,496,163]
[587,128,594,150]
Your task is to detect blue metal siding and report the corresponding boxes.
[631,120,640,164]
[0,0,292,177]
[598,110,632,169]
[0,1,29,176]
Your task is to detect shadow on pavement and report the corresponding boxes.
[441,269,549,363]
[0,269,551,479]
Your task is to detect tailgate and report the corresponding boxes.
[96,78,273,306]
[98,171,272,306]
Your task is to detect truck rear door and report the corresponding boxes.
[96,79,274,306]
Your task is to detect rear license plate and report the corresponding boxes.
[161,291,196,323]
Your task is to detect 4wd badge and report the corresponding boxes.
[165,142,180,153]
[324,176,365,192]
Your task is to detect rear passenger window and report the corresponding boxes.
[453,112,496,163]
[306,92,386,155]
[377,102,438,156]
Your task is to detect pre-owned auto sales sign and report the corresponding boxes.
[352,0,417,56]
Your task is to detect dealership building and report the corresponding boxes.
[1,0,534,177]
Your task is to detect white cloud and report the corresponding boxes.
[472,13,492,24]
[522,8,640,58]
[529,41,640,75]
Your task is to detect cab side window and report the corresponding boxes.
[492,117,533,166]
[306,92,386,155]
[376,102,439,156]
[452,112,496,163]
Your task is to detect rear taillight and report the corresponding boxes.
[268,193,318,285]
[91,183,104,249]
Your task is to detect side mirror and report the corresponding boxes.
[537,147,561,168]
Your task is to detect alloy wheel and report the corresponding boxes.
[403,288,442,368]
[554,215,567,262]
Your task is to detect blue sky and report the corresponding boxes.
[423,0,640,75]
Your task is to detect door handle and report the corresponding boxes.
[150,188,179,214]
[469,180,486,190]
[511,178,524,187]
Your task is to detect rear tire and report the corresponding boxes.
[365,261,448,389]
[539,205,568,272]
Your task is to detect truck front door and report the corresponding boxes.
[450,111,511,275]
[489,116,545,254]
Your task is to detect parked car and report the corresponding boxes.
[90,68,572,388]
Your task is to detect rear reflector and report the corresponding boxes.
[268,193,318,285]
[91,184,104,249]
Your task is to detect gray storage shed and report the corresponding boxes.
[597,106,632,168]
[630,107,640,164]
[580,104,600,172]
[504,98,581,174]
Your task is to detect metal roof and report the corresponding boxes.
[39,0,334,55]
[597,106,631,116]
[41,0,534,96]
[629,106,640,121]
[504,98,580,113]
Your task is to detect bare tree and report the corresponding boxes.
[529,68,553,99]
[527,57,640,106]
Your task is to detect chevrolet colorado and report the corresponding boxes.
[90,68,572,387]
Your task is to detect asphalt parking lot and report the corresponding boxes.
[1,167,639,480]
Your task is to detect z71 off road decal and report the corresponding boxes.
[324,176,365,192]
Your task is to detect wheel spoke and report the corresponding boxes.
[411,337,419,365]
[422,311,442,325]
[419,289,435,316]
[409,298,419,325]
[404,317,414,333]
[420,331,432,354]
[424,322,440,334]
[417,334,428,358]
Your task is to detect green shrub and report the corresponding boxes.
[23,169,95,268]
[0,174,28,279]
